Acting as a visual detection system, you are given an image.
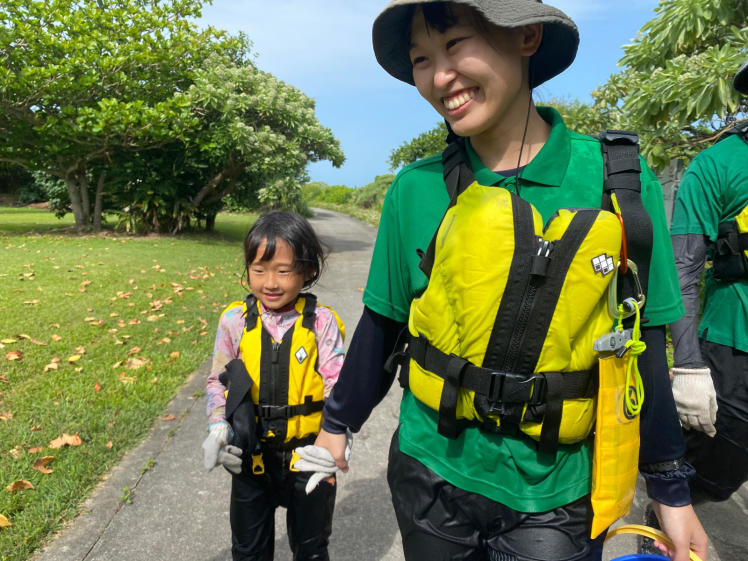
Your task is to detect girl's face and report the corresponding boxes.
[248,237,309,311]
[409,6,538,143]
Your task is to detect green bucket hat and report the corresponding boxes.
[734,59,748,95]
[372,0,579,89]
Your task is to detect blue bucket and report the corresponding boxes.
[611,555,669,560]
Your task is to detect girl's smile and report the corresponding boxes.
[248,237,309,311]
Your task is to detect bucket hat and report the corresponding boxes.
[372,0,579,89]
[734,59,748,95]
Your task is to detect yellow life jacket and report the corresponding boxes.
[223,293,344,444]
[713,204,748,282]
[405,183,623,453]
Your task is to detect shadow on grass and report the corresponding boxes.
[0,206,256,243]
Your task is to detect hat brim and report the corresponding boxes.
[734,59,748,95]
[372,0,579,89]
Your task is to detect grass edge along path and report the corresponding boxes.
[0,207,257,561]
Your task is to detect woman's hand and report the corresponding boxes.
[314,428,350,472]
[650,501,709,561]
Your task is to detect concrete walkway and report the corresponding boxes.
[32,208,747,561]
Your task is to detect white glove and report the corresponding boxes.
[671,367,718,437]
[203,421,243,474]
[294,429,352,494]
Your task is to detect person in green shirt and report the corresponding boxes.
[314,1,708,560]
[668,59,748,504]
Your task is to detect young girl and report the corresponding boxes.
[315,1,709,560]
[202,210,345,561]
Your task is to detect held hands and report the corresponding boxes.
[294,429,353,494]
[202,421,243,475]
[671,367,718,437]
[649,502,709,561]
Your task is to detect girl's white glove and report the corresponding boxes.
[294,429,352,494]
[671,367,718,437]
[202,421,242,474]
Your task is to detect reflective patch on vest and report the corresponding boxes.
[294,346,308,364]
[592,254,615,276]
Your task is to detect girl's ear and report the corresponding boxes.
[518,23,543,57]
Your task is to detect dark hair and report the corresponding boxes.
[408,2,494,41]
[243,211,326,288]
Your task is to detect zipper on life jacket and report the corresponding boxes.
[501,237,553,373]
[270,340,281,399]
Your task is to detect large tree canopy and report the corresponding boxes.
[0,0,343,232]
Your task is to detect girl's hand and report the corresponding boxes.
[650,501,709,561]
[314,428,350,473]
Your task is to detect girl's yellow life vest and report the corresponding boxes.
[407,183,622,448]
[221,293,344,444]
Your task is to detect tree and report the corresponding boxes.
[592,0,748,169]
[388,122,448,170]
[0,0,232,230]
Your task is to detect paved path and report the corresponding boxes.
[32,208,747,561]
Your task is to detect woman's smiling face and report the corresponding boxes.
[408,5,538,143]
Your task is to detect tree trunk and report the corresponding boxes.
[205,213,216,232]
[65,177,90,229]
[79,173,91,225]
[93,171,106,232]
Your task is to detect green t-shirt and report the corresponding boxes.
[670,133,748,352]
[363,106,684,512]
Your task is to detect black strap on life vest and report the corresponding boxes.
[598,130,651,324]
[244,293,324,444]
[713,218,748,282]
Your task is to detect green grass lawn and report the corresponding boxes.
[0,207,257,561]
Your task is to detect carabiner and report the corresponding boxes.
[607,259,646,319]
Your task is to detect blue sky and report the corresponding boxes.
[198,0,661,188]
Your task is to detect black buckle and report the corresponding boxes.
[258,404,290,420]
[486,372,539,412]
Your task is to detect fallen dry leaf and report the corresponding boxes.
[23,299,40,305]
[125,357,147,370]
[51,334,62,342]
[126,346,141,356]
[9,446,24,459]
[161,414,176,421]
[169,351,180,359]
[75,346,86,354]
[44,361,59,372]
[0,338,17,344]
[95,382,101,392]
[6,480,34,493]
[119,372,137,383]
[32,456,54,474]
[18,334,46,346]
[106,441,113,449]
[0,410,13,421]
[67,355,82,363]
[49,433,83,449]
[28,446,43,453]
[0,513,11,528]
[5,350,22,361]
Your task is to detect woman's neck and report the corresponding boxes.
[469,103,551,173]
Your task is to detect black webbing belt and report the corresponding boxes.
[405,336,598,441]
[257,395,324,420]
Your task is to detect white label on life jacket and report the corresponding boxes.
[592,254,615,276]
[295,346,308,364]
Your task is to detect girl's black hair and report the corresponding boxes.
[407,2,497,50]
[243,211,326,289]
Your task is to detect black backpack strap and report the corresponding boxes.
[717,121,748,145]
[418,137,476,278]
[244,294,260,330]
[299,292,317,330]
[599,130,652,321]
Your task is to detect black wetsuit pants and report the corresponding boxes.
[387,430,605,561]
[229,443,336,561]
[686,339,748,502]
